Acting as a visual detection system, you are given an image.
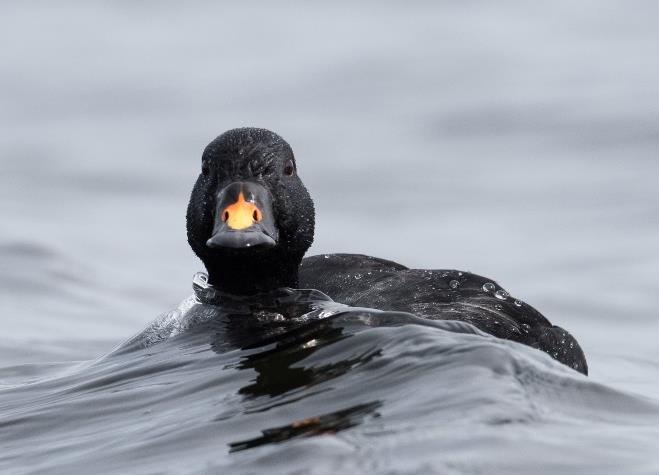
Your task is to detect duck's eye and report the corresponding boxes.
[201,161,210,176]
[283,159,296,177]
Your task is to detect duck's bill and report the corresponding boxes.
[206,181,279,249]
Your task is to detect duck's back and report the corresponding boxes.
[299,253,588,375]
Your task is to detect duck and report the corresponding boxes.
[186,127,588,375]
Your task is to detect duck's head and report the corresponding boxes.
[186,128,315,295]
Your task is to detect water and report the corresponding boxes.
[2,1,659,473]
[3,281,659,474]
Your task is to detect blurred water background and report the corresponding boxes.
[1,1,659,473]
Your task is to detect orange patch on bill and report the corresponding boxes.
[222,192,262,230]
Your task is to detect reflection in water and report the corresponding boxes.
[155,276,391,450]
[235,323,347,398]
[195,288,387,448]
[229,401,382,452]
[232,318,382,401]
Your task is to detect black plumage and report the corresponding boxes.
[186,127,588,374]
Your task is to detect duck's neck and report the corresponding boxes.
[205,255,300,295]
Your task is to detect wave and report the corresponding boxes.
[1,290,658,474]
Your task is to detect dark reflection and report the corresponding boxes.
[228,401,382,452]
[193,288,422,401]
[236,319,381,399]
[200,309,382,399]
[187,284,418,453]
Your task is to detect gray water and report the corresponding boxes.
[2,1,659,473]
